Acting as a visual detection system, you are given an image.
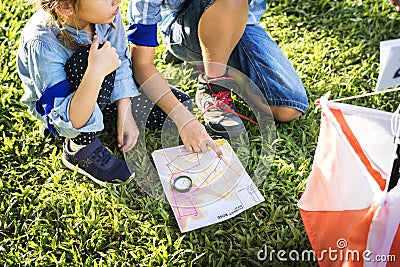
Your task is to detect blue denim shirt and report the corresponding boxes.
[127,0,267,46]
[17,9,139,138]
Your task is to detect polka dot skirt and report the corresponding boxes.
[131,86,193,129]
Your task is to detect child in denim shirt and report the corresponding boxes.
[17,0,140,185]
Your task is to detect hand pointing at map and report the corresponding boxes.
[179,119,223,157]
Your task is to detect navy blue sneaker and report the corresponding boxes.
[62,137,134,185]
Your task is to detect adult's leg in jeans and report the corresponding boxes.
[161,0,246,68]
[198,0,248,77]
[163,2,307,121]
[228,25,309,121]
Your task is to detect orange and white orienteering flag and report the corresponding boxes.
[298,95,400,267]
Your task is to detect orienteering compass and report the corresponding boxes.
[173,175,192,193]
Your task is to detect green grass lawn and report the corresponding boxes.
[1,0,400,266]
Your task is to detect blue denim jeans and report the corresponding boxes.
[160,0,309,113]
